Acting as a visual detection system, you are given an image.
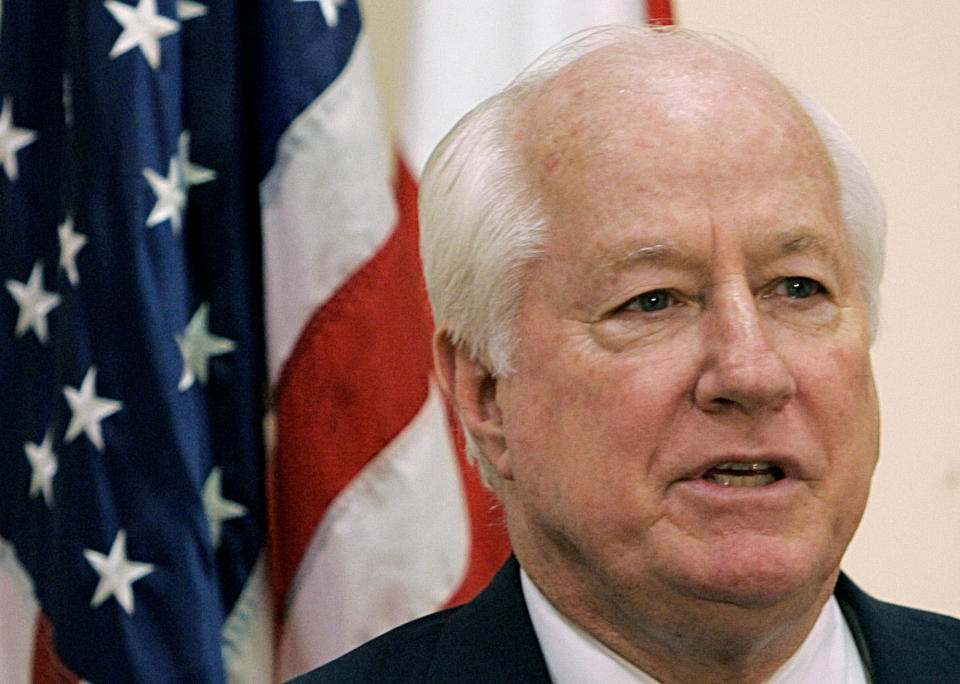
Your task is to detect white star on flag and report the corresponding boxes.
[0,96,38,181]
[104,0,180,70]
[178,130,217,189]
[83,530,155,615]
[294,0,345,27]
[143,156,186,233]
[58,214,88,286]
[202,467,247,547]
[24,432,58,508]
[63,367,124,452]
[176,302,237,391]
[5,260,62,344]
[177,0,208,20]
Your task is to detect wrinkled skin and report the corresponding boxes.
[437,40,879,683]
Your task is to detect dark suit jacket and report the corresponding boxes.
[291,556,960,683]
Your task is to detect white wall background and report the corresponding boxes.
[364,1,960,617]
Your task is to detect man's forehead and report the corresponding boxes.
[513,38,813,166]
[510,36,838,227]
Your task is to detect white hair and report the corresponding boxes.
[418,24,886,482]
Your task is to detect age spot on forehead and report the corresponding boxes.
[543,151,562,173]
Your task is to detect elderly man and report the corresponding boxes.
[295,25,960,683]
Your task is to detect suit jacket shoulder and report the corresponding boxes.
[836,572,960,683]
[289,556,550,683]
[290,560,960,684]
[286,607,457,683]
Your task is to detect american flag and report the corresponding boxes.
[1,0,511,679]
[0,0,362,679]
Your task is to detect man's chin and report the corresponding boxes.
[664,543,835,611]
[686,577,808,611]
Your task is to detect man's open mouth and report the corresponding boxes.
[701,462,785,487]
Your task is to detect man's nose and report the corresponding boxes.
[693,293,796,415]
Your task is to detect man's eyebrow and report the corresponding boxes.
[598,241,688,272]
[779,233,833,254]
[772,231,844,268]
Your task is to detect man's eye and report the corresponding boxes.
[625,289,673,312]
[777,276,822,298]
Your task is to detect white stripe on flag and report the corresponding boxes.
[0,541,38,684]
[222,552,273,684]
[261,31,397,384]
[400,0,646,175]
[276,383,469,680]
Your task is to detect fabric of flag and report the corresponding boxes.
[264,6,512,682]
[0,0,328,680]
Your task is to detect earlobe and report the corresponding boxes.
[433,330,512,479]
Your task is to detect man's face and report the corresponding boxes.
[492,52,880,619]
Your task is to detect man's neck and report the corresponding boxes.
[517,551,837,684]
[521,564,867,684]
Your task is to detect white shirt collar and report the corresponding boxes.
[520,568,869,683]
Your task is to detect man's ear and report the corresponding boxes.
[433,330,512,480]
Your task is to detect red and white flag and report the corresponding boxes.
[267,8,512,682]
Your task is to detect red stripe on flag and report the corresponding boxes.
[646,0,675,26]
[32,612,80,684]
[268,160,435,617]
[268,160,511,622]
